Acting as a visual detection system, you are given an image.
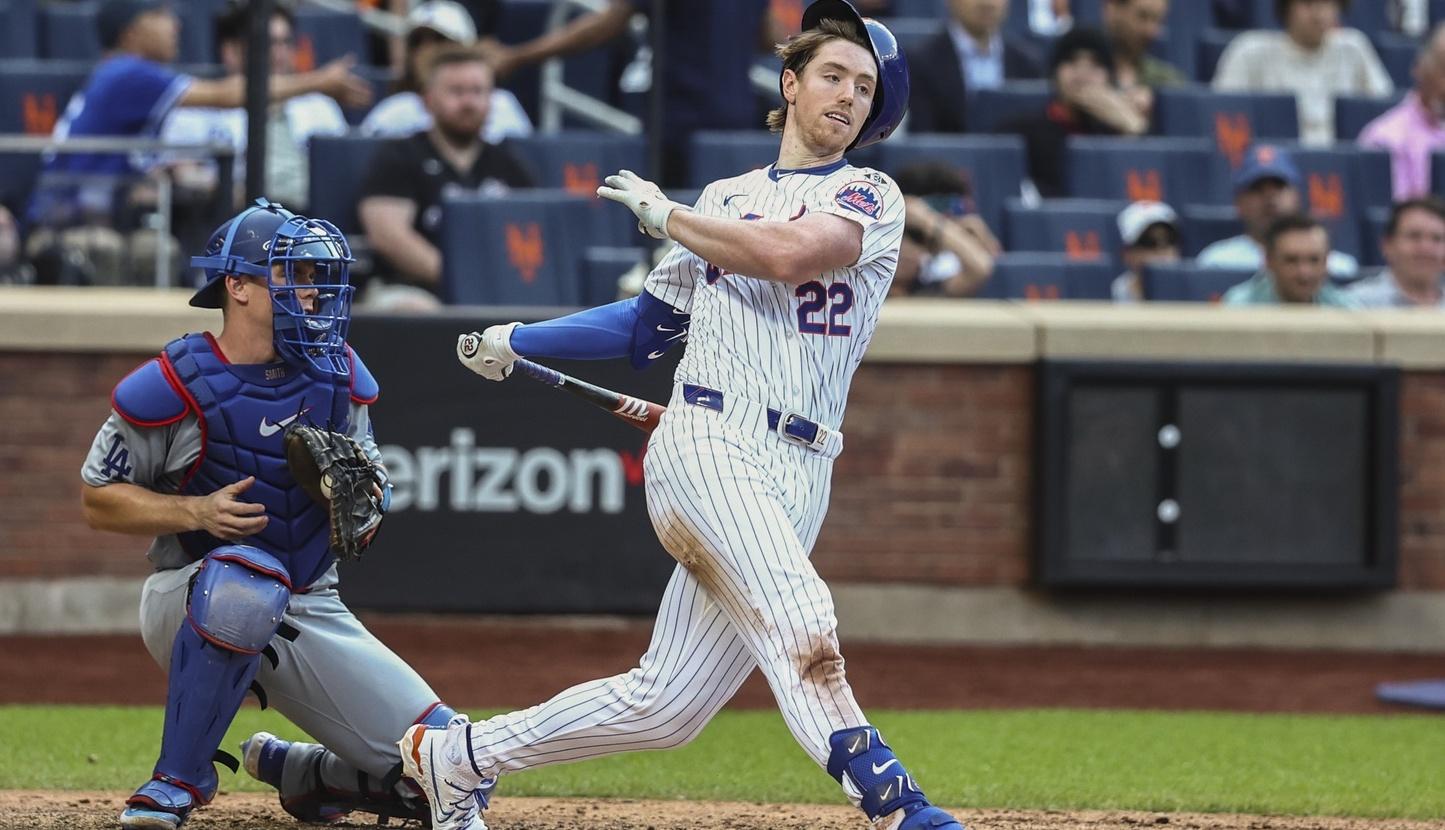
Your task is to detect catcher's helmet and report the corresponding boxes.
[189,198,356,377]
[795,0,910,150]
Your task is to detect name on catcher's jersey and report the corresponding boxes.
[642,160,904,429]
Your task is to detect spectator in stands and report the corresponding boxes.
[361,0,532,143]
[162,2,347,213]
[1112,200,1180,302]
[475,0,772,186]
[1102,0,1184,122]
[1002,27,1148,198]
[891,161,1000,296]
[1212,0,1393,146]
[1197,144,1359,278]
[1359,24,1445,201]
[1222,214,1357,305]
[1346,197,1445,306]
[359,48,535,309]
[25,0,371,285]
[907,0,1045,133]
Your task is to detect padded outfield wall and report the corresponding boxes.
[2,287,1444,650]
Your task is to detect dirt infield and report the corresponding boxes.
[6,617,1445,829]
[5,792,1444,830]
[4,614,1444,712]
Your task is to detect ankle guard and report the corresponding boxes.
[827,726,929,821]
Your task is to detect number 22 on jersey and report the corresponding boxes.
[795,280,853,336]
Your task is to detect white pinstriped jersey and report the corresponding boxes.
[644,160,905,429]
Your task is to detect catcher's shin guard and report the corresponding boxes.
[134,547,291,818]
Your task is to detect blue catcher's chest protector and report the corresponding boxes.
[164,333,352,588]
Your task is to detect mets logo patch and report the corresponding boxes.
[835,181,884,219]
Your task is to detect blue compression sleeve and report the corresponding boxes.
[509,298,639,360]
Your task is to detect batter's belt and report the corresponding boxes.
[679,383,844,459]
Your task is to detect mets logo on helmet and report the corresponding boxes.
[835,181,884,219]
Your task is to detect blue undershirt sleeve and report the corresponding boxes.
[508,291,691,367]
[508,298,639,360]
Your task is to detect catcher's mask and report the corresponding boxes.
[190,198,356,378]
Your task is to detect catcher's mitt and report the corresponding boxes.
[284,423,383,560]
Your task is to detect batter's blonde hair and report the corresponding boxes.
[766,19,871,134]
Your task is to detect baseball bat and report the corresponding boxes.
[512,358,666,434]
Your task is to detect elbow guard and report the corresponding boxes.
[629,291,690,369]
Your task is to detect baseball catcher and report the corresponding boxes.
[82,199,473,829]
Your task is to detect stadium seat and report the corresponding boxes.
[1277,142,1392,259]
[292,6,367,70]
[509,132,646,193]
[1433,150,1445,197]
[980,253,1115,301]
[492,0,630,128]
[1335,93,1403,142]
[1152,87,1299,169]
[1065,136,1229,205]
[877,133,1027,234]
[0,151,43,215]
[1178,204,1242,258]
[175,0,227,66]
[0,0,39,59]
[890,0,944,17]
[40,1,101,61]
[1141,262,1253,302]
[1372,31,1420,89]
[962,81,1051,133]
[1195,29,1238,84]
[0,60,90,136]
[441,191,593,306]
[582,246,647,305]
[688,131,781,187]
[307,134,386,234]
[1003,198,1125,264]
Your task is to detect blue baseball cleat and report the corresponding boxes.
[119,778,201,829]
[896,803,967,829]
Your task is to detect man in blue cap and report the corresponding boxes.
[1196,143,1358,280]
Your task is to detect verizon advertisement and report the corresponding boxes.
[337,313,679,614]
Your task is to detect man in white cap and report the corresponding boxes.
[361,0,532,142]
[1112,200,1179,302]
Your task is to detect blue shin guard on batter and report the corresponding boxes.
[826,726,964,829]
[125,548,290,828]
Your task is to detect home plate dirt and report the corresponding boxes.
[3,792,1442,830]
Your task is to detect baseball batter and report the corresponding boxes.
[407,3,964,829]
[81,200,468,829]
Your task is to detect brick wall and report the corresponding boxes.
[3,351,1442,591]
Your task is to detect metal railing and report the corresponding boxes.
[0,135,237,289]
[539,0,643,134]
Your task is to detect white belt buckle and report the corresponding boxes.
[776,409,827,451]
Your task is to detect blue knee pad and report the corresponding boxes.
[152,547,291,796]
[827,726,929,821]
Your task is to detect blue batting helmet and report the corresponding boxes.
[189,198,356,377]
[796,0,910,150]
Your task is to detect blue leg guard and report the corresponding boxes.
[827,726,965,829]
[125,547,290,828]
[240,702,475,825]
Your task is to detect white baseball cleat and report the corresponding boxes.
[398,714,487,830]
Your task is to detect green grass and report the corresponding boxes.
[2,706,1442,819]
